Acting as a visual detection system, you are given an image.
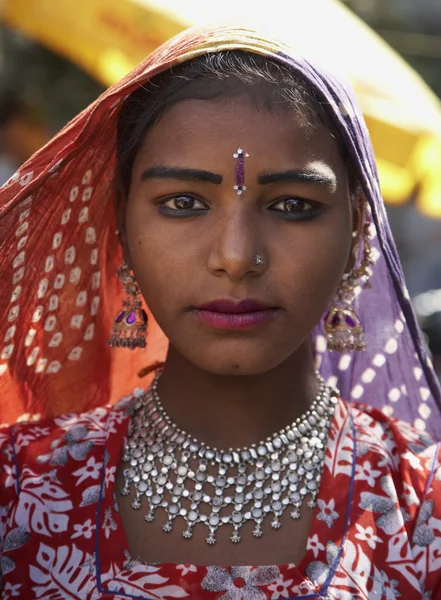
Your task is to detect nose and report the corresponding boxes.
[206,205,266,282]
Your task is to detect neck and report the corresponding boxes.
[156,342,317,450]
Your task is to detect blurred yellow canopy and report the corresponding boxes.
[2,0,441,217]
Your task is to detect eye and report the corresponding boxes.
[270,198,313,213]
[269,197,324,220]
[162,195,208,211]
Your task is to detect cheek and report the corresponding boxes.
[270,216,352,324]
[125,207,195,315]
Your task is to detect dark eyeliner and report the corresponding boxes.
[276,209,323,221]
[158,205,208,218]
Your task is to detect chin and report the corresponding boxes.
[184,347,291,377]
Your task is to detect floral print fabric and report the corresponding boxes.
[1,389,441,599]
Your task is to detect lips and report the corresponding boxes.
[197,299,274,313]
[193,299,279,330]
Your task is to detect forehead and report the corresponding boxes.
[135,97,347,177]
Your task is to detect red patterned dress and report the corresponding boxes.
[1,387,441,599]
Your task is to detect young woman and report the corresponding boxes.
[1,25,441,600]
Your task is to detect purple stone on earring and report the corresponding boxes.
[233,148,249,195]
[126,311,136,325]
[330,313,341,327]
[115,311,125,323]
[345,314,357,328]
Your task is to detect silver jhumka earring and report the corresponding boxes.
[325,207,373,352]
[108,262,148,350]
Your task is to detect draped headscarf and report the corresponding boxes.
[0,26,440,436]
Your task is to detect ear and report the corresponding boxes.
[345,188,364,273]
[115,178,133,270]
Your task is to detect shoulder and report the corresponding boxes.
[0,390,136,522]
[1,391,137,480]
[8,405,113,461]
[344,401,441,592]
[347,400,439,500]
[349,400,437,459]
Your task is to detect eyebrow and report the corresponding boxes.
[258,169,337,191]
[141,165,337,191]
[141,166,223,185]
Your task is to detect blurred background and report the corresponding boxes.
[1,0,441,376]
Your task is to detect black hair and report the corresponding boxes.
[116,51,355,195]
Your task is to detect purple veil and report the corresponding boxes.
[275,51,441,435]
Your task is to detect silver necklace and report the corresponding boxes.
[121,371,338,545]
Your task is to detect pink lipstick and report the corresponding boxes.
[193,299,279,330]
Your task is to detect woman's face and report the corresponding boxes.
[121,96,355,375]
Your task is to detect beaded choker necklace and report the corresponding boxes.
[121,372,338,544]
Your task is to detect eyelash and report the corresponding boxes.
[158,195,324,220]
